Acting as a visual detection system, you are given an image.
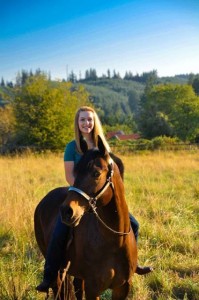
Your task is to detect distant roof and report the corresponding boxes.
[106,131,140,140]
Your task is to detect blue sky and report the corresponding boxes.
[1,0,199,82]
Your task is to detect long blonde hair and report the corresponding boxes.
[74,106,110,154]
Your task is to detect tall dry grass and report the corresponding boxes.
[122,151,199,300]
[0,150,198,299]
[0,151,66,300]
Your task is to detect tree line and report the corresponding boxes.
[2,68,199,88]
[0,69,199,153]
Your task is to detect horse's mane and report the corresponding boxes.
[110,152,124,180]
[74,149,124,180]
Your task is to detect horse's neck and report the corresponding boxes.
[113,186,130,230]
[98,184,130,239]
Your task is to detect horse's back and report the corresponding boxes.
[34,187,68,256]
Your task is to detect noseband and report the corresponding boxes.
[68,163,131,236]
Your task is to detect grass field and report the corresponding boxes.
[0,150,198,299]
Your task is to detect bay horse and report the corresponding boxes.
[34,137,137,299]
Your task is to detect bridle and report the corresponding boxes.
[68,162,131,236]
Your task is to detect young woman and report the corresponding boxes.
[64,106,111,185]
[36,106,152,292]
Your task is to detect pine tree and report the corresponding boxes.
[1,77,5,87]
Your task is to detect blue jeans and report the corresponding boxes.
[44,215,69,273]
[129,213,139,242]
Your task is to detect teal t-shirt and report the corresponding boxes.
[64,140,82,165]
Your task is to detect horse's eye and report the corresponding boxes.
[93,171,101,178]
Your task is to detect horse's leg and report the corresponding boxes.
[112,282,130,300]
[84,280,100,300]
[73,278,84,300]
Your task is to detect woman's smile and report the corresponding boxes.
[78,111,94,135]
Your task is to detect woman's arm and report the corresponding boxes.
[64,161,75,185]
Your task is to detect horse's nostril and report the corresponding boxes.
[66,207,73,218]
[61,206,73,220]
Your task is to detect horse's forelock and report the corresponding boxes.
[74,148,103,175]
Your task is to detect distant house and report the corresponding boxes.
[106,131,140,140]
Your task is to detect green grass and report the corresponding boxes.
[0,151,198,299]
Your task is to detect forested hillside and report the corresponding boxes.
[0,70,199,152]
[79,78,144,127]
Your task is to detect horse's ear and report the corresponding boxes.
[80,136,88,153]
[97,135,106,156]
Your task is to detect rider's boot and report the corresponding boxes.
[135,265,153,275]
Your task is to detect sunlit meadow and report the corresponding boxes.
[0,150,198,299]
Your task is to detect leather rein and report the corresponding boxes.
[68,163,131,236]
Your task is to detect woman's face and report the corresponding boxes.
[78,111,94,136]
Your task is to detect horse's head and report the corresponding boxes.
[60,136,115,227]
